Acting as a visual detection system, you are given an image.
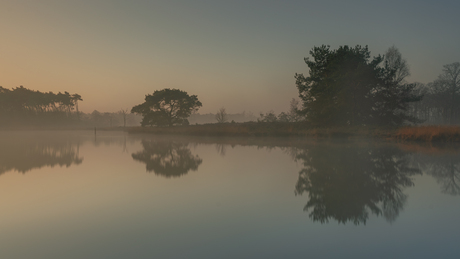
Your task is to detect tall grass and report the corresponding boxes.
[128,123,460,142]
[395,126,460,142]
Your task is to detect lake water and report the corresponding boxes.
[0,131,459,259]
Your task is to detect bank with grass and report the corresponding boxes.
[126,122,460,143]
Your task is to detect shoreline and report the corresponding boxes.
[2,123,460,143]
[125,123,460,143]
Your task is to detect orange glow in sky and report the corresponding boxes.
[1,0,459,114]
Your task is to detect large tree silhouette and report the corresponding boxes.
[295,45,421,126]
[131,88,202,127]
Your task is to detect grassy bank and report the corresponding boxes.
[395,126,460,142]
[127,123,460,142]
[127,122,395,139]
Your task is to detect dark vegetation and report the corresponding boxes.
[395,126,460,142]
[408,62,460,124]
[0,86,142,129]
[127,122,395,139]
[2,45,459,142]
[295,45,421,127]
[128,45,459,142]
[0,86,82,127]
[131,88,202,127]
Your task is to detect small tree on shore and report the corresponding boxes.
[215,107,228,123]
[120,108,129,127]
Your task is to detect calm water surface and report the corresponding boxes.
[0,131,459,259]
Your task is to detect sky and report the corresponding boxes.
[1,0,459,114]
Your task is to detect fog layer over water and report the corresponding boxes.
[0,131,459,259]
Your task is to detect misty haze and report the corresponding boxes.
[1,1,460,259]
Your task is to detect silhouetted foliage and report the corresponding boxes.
[295,45,421,126]
[0,86,82,127]
[414,62,460,124]
[132,139,202,178]
[411,153,460,195]
[257,99,303,123]
[131,88,202,127]
[383,46,410,85]
[293,143,420,224]
[258,111,278,122]
[189,111,257,124]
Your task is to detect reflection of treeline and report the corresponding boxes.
[127,136,459,224]
[0,133,83,175]
[411,153,460,196]
[0,86,82,127]
[404,63,460,125]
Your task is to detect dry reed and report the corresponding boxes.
[395,126,460,142]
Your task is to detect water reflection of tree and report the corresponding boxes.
[132,140,202,178]
[0,137,83,175]
[215,144,227,156]
[293,143,420,225]
[412,154,460,196]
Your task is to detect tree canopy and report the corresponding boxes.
[295,45,421,126]
[0,86,82,127]
[131,88,202,127]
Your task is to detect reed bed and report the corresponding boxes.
[128,123,460,143]
[395,126,460,142]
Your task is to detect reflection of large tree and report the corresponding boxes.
[293,143,420,225]
[0,136,83,175]
[132,140,202,178]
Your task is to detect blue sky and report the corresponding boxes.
[1,0,459,113]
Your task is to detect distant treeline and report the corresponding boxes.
[83,110,142,127]
[0,85,262,128]
[3,55,458,129]
[408,62,460,125]
[0,86,82,126]
[189,111,258,124]
[0,86,144,128]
